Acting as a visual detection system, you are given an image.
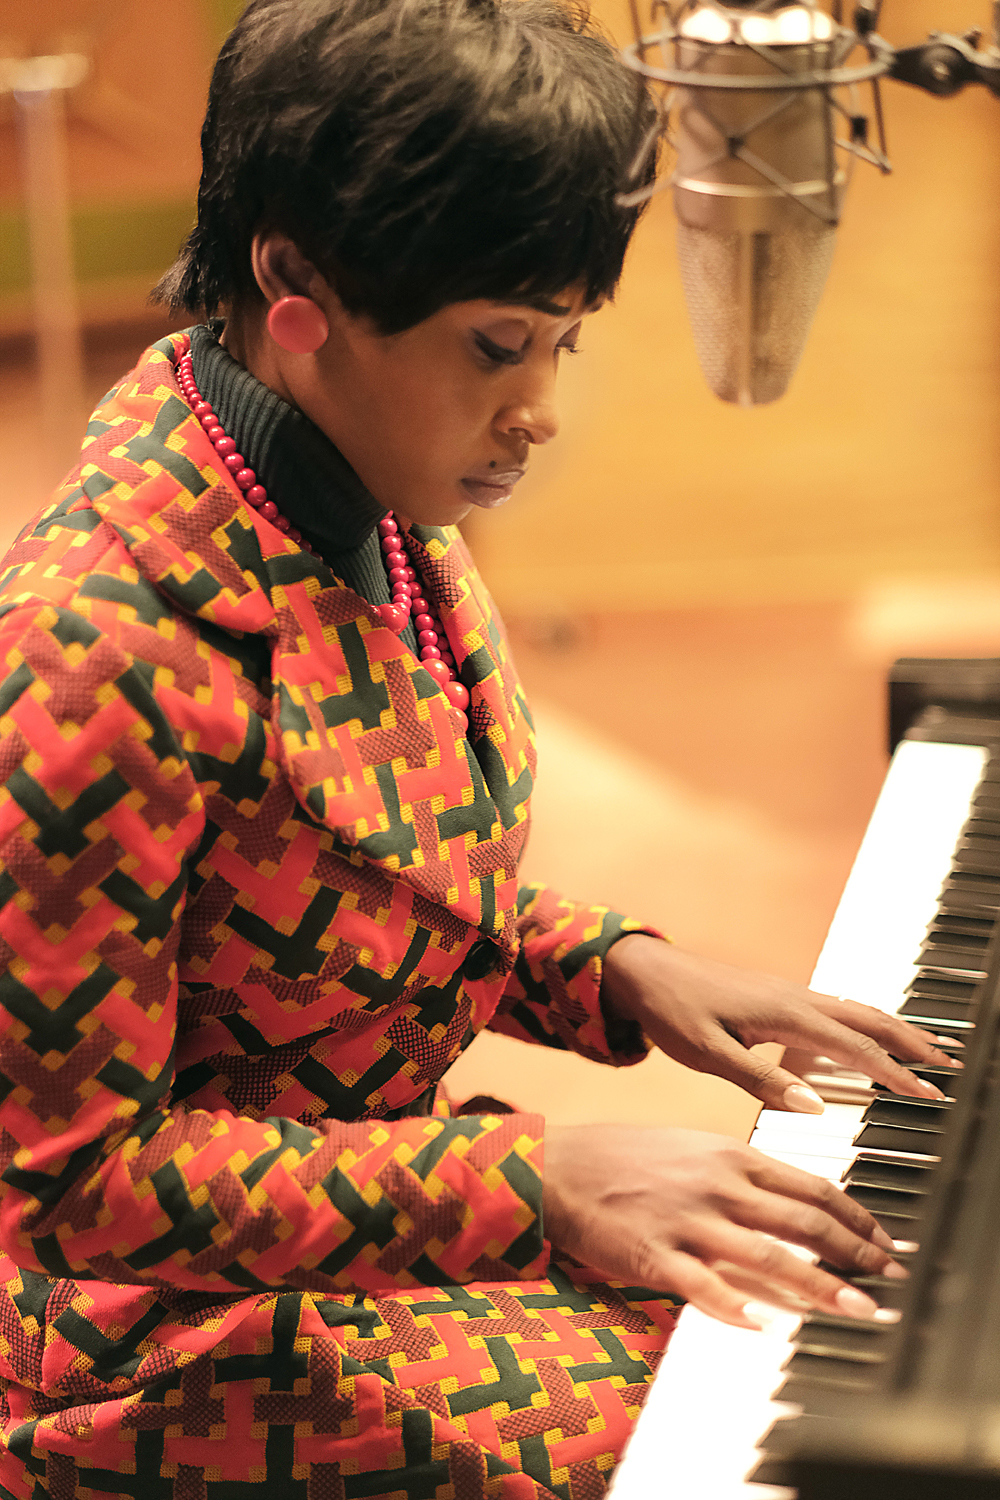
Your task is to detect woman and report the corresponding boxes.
[0,1,955,1496]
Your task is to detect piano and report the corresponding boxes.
[608,657,1000,1500]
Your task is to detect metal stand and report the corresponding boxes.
[2,53,89,477]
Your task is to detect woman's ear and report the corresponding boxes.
[250,232,328,308]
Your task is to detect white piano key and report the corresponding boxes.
[607,1301,800,1500]
[761,1152,855,1179]
[611,737,986,1499]
[810,739,987,1009]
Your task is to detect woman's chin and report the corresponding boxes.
[398,493,475,529]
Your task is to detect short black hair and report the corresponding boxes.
[153,0,656,333]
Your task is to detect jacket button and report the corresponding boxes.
[463,938,497,981]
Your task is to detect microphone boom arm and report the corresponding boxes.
[889,29,1000,98]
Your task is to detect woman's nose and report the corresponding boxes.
[495,371,560,446]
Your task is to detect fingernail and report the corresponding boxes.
[783,1083,825,1115]
[916,1078,946,1100]
[872,1225,896,1252]
[938,1036,964,1048]
[883,1260,909,1279]
[836,1286,879,1319]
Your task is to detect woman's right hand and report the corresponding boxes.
[541,1124,906,1329]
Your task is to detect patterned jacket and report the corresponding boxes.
[0,333,651,1304]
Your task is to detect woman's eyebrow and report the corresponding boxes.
[497,296,572,317]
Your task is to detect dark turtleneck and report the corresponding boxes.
[189,323,420,657]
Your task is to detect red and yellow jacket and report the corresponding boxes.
[0,333,651,1302]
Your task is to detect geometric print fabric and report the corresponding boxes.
[0,1256,682,1500]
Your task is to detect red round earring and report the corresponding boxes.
[266,295,329,354]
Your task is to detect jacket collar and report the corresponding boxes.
[71,332,535,957]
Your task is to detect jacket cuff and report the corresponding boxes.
[491,884,664,1066]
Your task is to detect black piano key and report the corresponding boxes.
[853,1120,945,1153]
[861,1096,950,1128]
[746,1454,794,1488]
[938,889,1000,919]
[942,867,1000,890]
[888,1063,963,1095]
[951,853,1000,877]
[916,936,989,973]
[953,834,1000,857]
[781,1348,882,1383]
[843,1155,933,1192]
[905,987,977,1012]
[793,1313,895,1362]
[956,833,1000,857]
[905,1019,972,1048]
[841,1182,924,1230]
[841,1274,909,1312]
[808,1276,909,1315]
[907,972,978,1001]
[926,913,995,937]
[899,995,975,1021]
[772,1373,876,1417]
[816,1245,917,1278]
[757,1412,832,1457]
[954,823,1000,843]
[962,814,1000,833]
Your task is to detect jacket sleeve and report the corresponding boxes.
[0,604,546,1294]
[488,882,664,1065]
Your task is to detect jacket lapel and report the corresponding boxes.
[63,335,533,957]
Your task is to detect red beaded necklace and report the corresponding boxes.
[177,343,471,736]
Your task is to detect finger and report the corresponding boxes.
[710,1266,815,1314]
[743,1154,900,1257]
[809,996,964,1073]
[713,1261,814,1314]
[728,1008,954,1106]
[653,1248,766,1330]
[782,1012,952,1100]
[694,1223,882,1319]
[694,1029,832,1114]
[721,1180,902,1278]
[713,1260,903,1320]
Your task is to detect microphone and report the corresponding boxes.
[622,2,894,406]
[622,2,1000,406]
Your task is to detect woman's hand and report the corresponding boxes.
[602,936,961,1113]
[542,1124,906,1328]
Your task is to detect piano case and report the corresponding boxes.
[791,658,1000,1498]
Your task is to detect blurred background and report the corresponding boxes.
[2,0,998,1141]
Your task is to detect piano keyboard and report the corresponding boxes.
[608,725,995,1500]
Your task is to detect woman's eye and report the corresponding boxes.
[557,320,583,356]
[473,331,524,366]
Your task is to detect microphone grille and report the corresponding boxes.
[676,222,837,406]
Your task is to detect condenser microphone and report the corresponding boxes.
[622,1,894,405]
[623,2,1000,405]
[673,4,853,406]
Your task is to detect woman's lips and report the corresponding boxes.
[460,470,525,509]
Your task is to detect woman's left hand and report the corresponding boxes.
[602,935,961,1113]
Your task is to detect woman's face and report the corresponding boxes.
[241,250,593,527]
